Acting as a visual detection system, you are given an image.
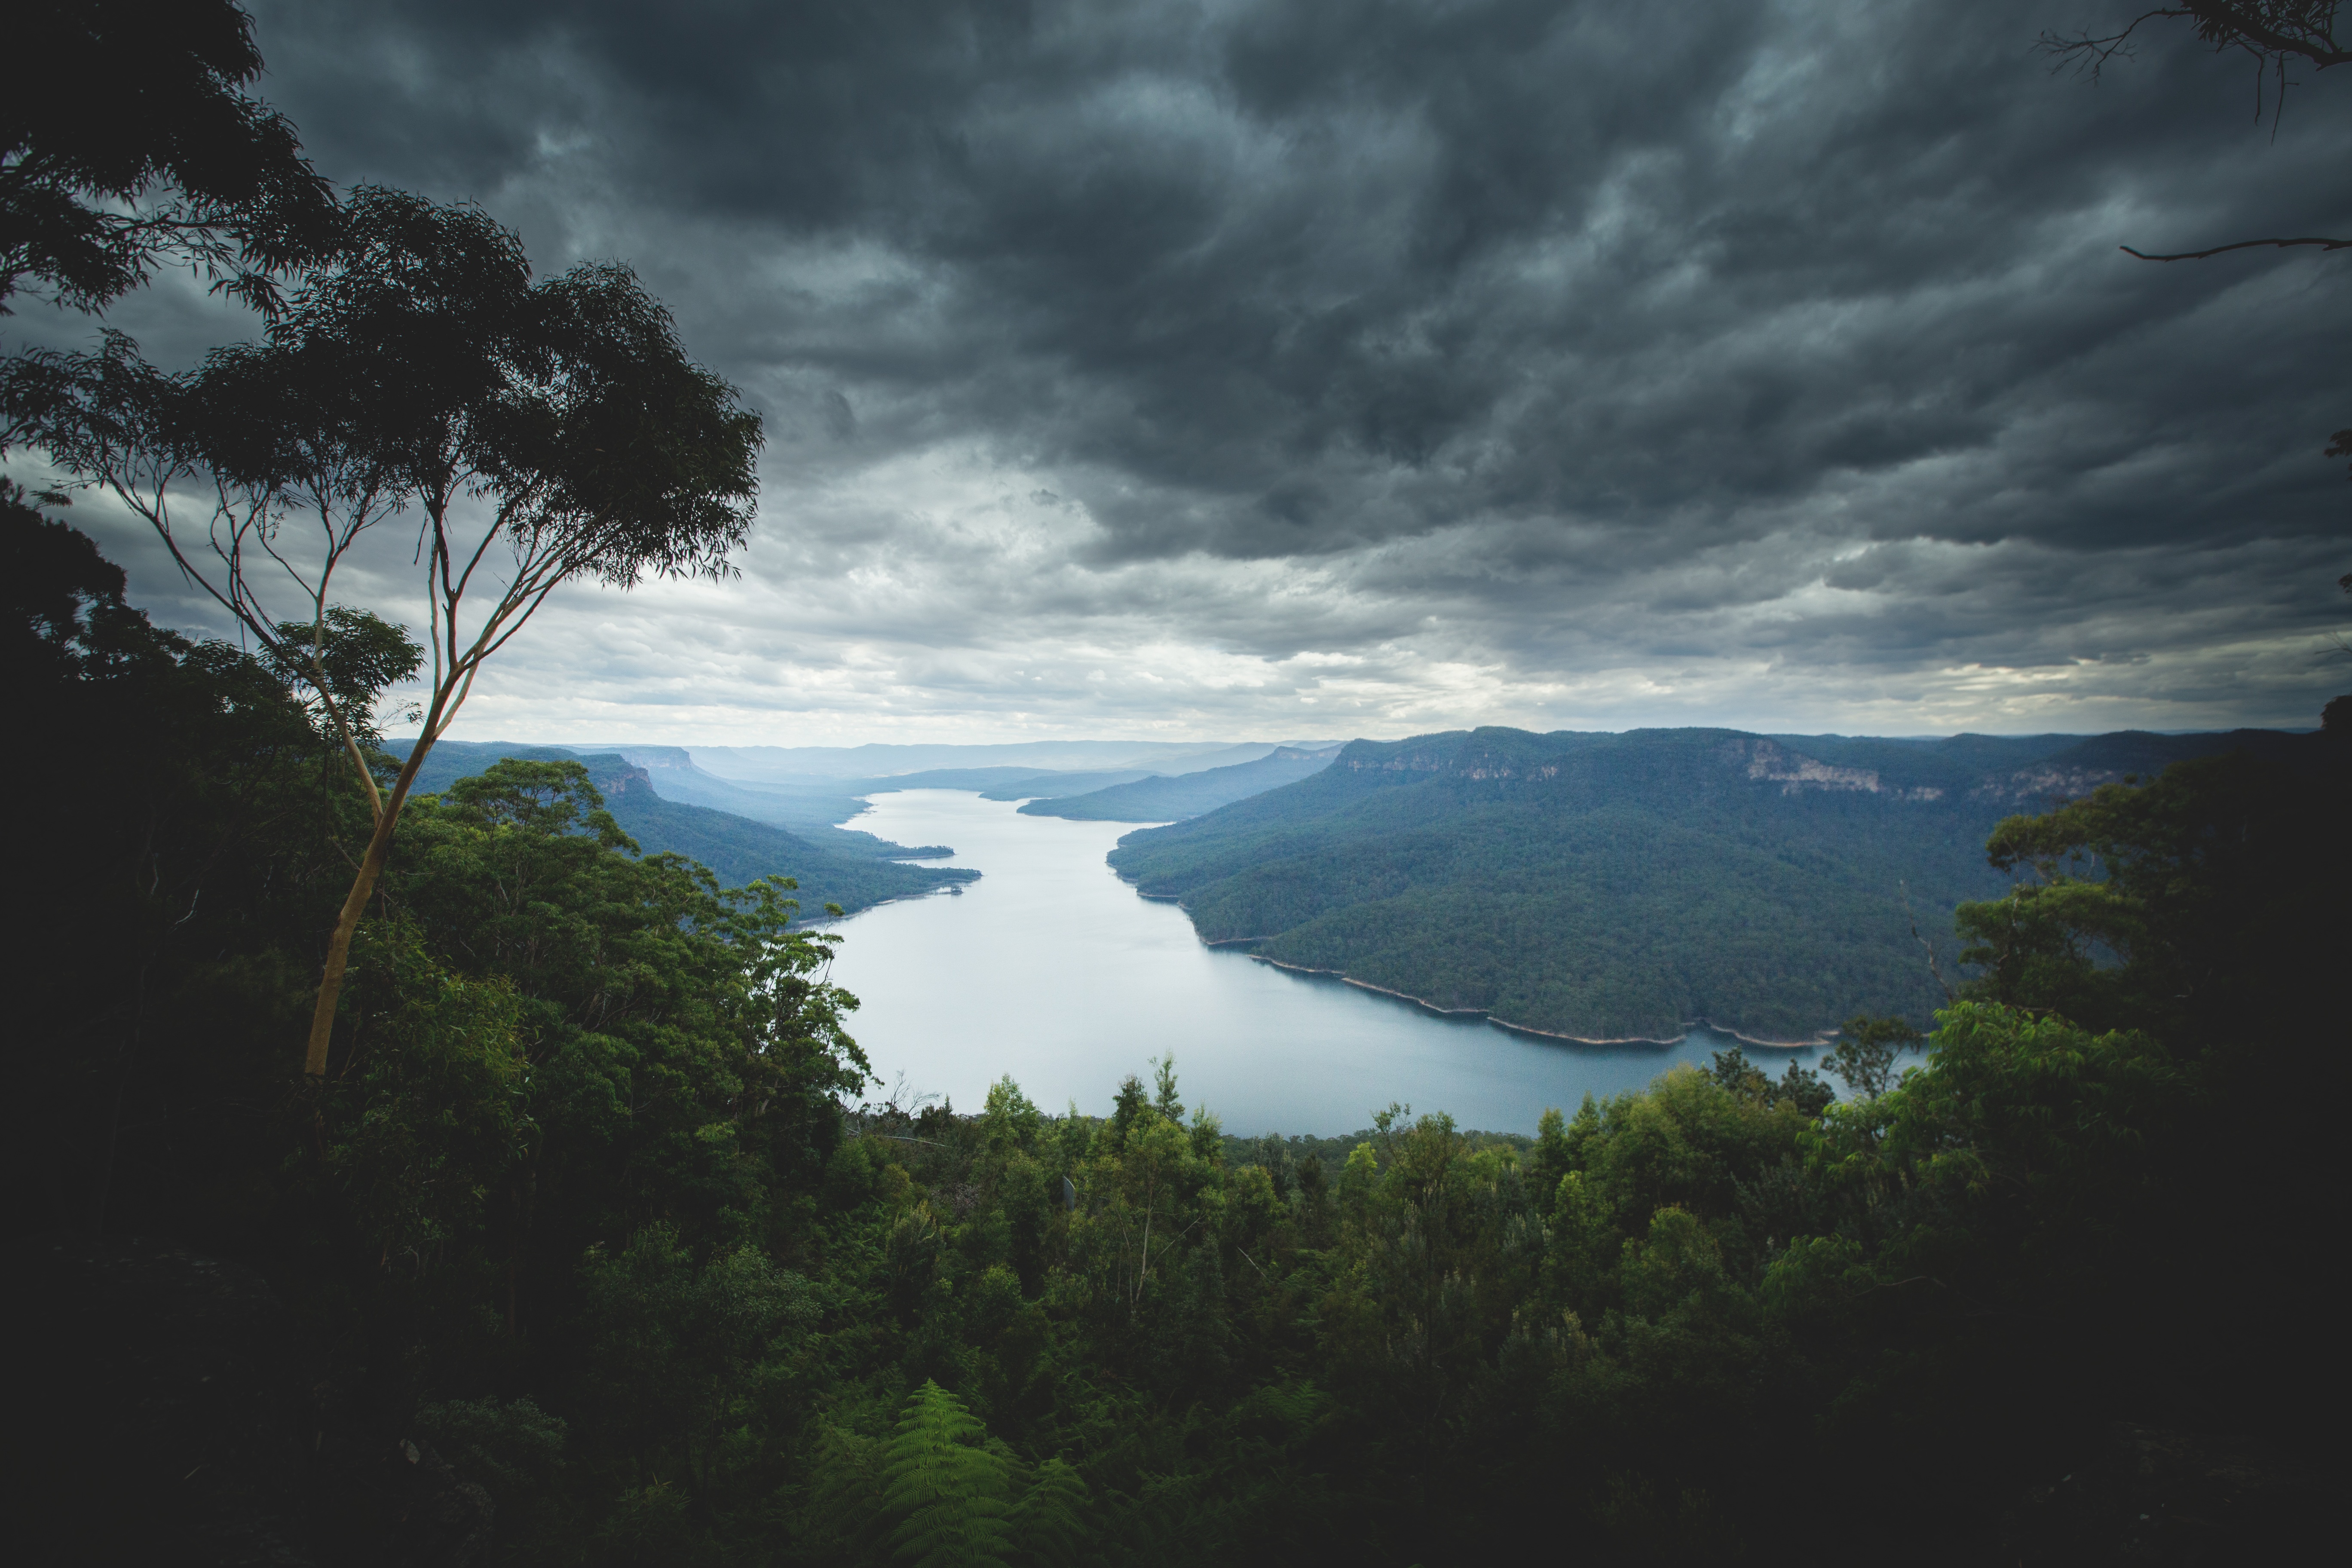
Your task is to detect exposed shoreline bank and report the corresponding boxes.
[1177,916,1837,1051]
[808,876,978,929]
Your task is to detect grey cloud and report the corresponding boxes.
[242,0,2352,578]
[15,0,2346,746]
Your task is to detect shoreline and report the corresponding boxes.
[807,876,980,929]
[1243,950,1836,1052]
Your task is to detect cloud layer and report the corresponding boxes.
[24,0,2352,740]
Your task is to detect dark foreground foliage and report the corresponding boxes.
[8,501,2346,1565]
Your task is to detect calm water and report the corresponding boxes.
[820,790,1846,1137]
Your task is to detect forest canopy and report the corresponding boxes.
[12,492,2346,1564]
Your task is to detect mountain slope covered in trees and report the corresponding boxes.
[1107,725,2328,1041]
[392,740,975,917]
[577,745,886,840]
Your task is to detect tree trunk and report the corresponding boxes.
[303,757,429,1078]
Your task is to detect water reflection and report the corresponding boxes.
[818,791,1875,1137]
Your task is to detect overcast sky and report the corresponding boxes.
[21,0,2352,742]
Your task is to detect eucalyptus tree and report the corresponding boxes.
[1,0,335,318]
[22,187,763,1076]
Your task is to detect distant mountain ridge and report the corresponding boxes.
[380,735,1355,913]
[974,769,1159,800]
[1106,724,2338,1044]
[1019,745,1343,821]
[655,738,1339,782]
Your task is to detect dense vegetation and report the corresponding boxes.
[1106,726,2333,1041]
[1019,746,1338,822]
[15,493,2345,1563]
[391,739,975,919]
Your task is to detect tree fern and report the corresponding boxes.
[882,1381,1014,1568]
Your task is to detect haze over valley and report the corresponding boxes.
[396,719,2332,1052]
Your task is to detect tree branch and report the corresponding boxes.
[2045,5,2351,77]
[2121,234,2352,260]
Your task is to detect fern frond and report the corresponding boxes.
[881,1381,1014,1568]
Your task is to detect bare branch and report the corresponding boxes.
[2044,4,2346,133]
[2038,10,2180,81]
[2044,4,2350,77]
[2120,234,2352,260]
[1900,880,1957,1004]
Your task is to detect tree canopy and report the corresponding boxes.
[0,1,336,317]
[12,183,765,1075]
[15,489,2347,1565]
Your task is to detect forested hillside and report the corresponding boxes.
[15,487,2348,1564]
[1020,745,1339,821]
[567,748,1148,841]
[575,746,891,844]
[1108,725,2331,1042]
[391,740,975,917]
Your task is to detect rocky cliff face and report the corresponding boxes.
[1974,762,2130,802]
[579,757,656,800]
[1340,735,1464,774]
[1336,729,1950,797]
[1323,726,2306,808]
[1725,737,1948,799]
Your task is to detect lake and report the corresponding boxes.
[819,790,1853,1137]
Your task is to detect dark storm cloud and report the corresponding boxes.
[20,0,2337,743]
[245,0,2351,570]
